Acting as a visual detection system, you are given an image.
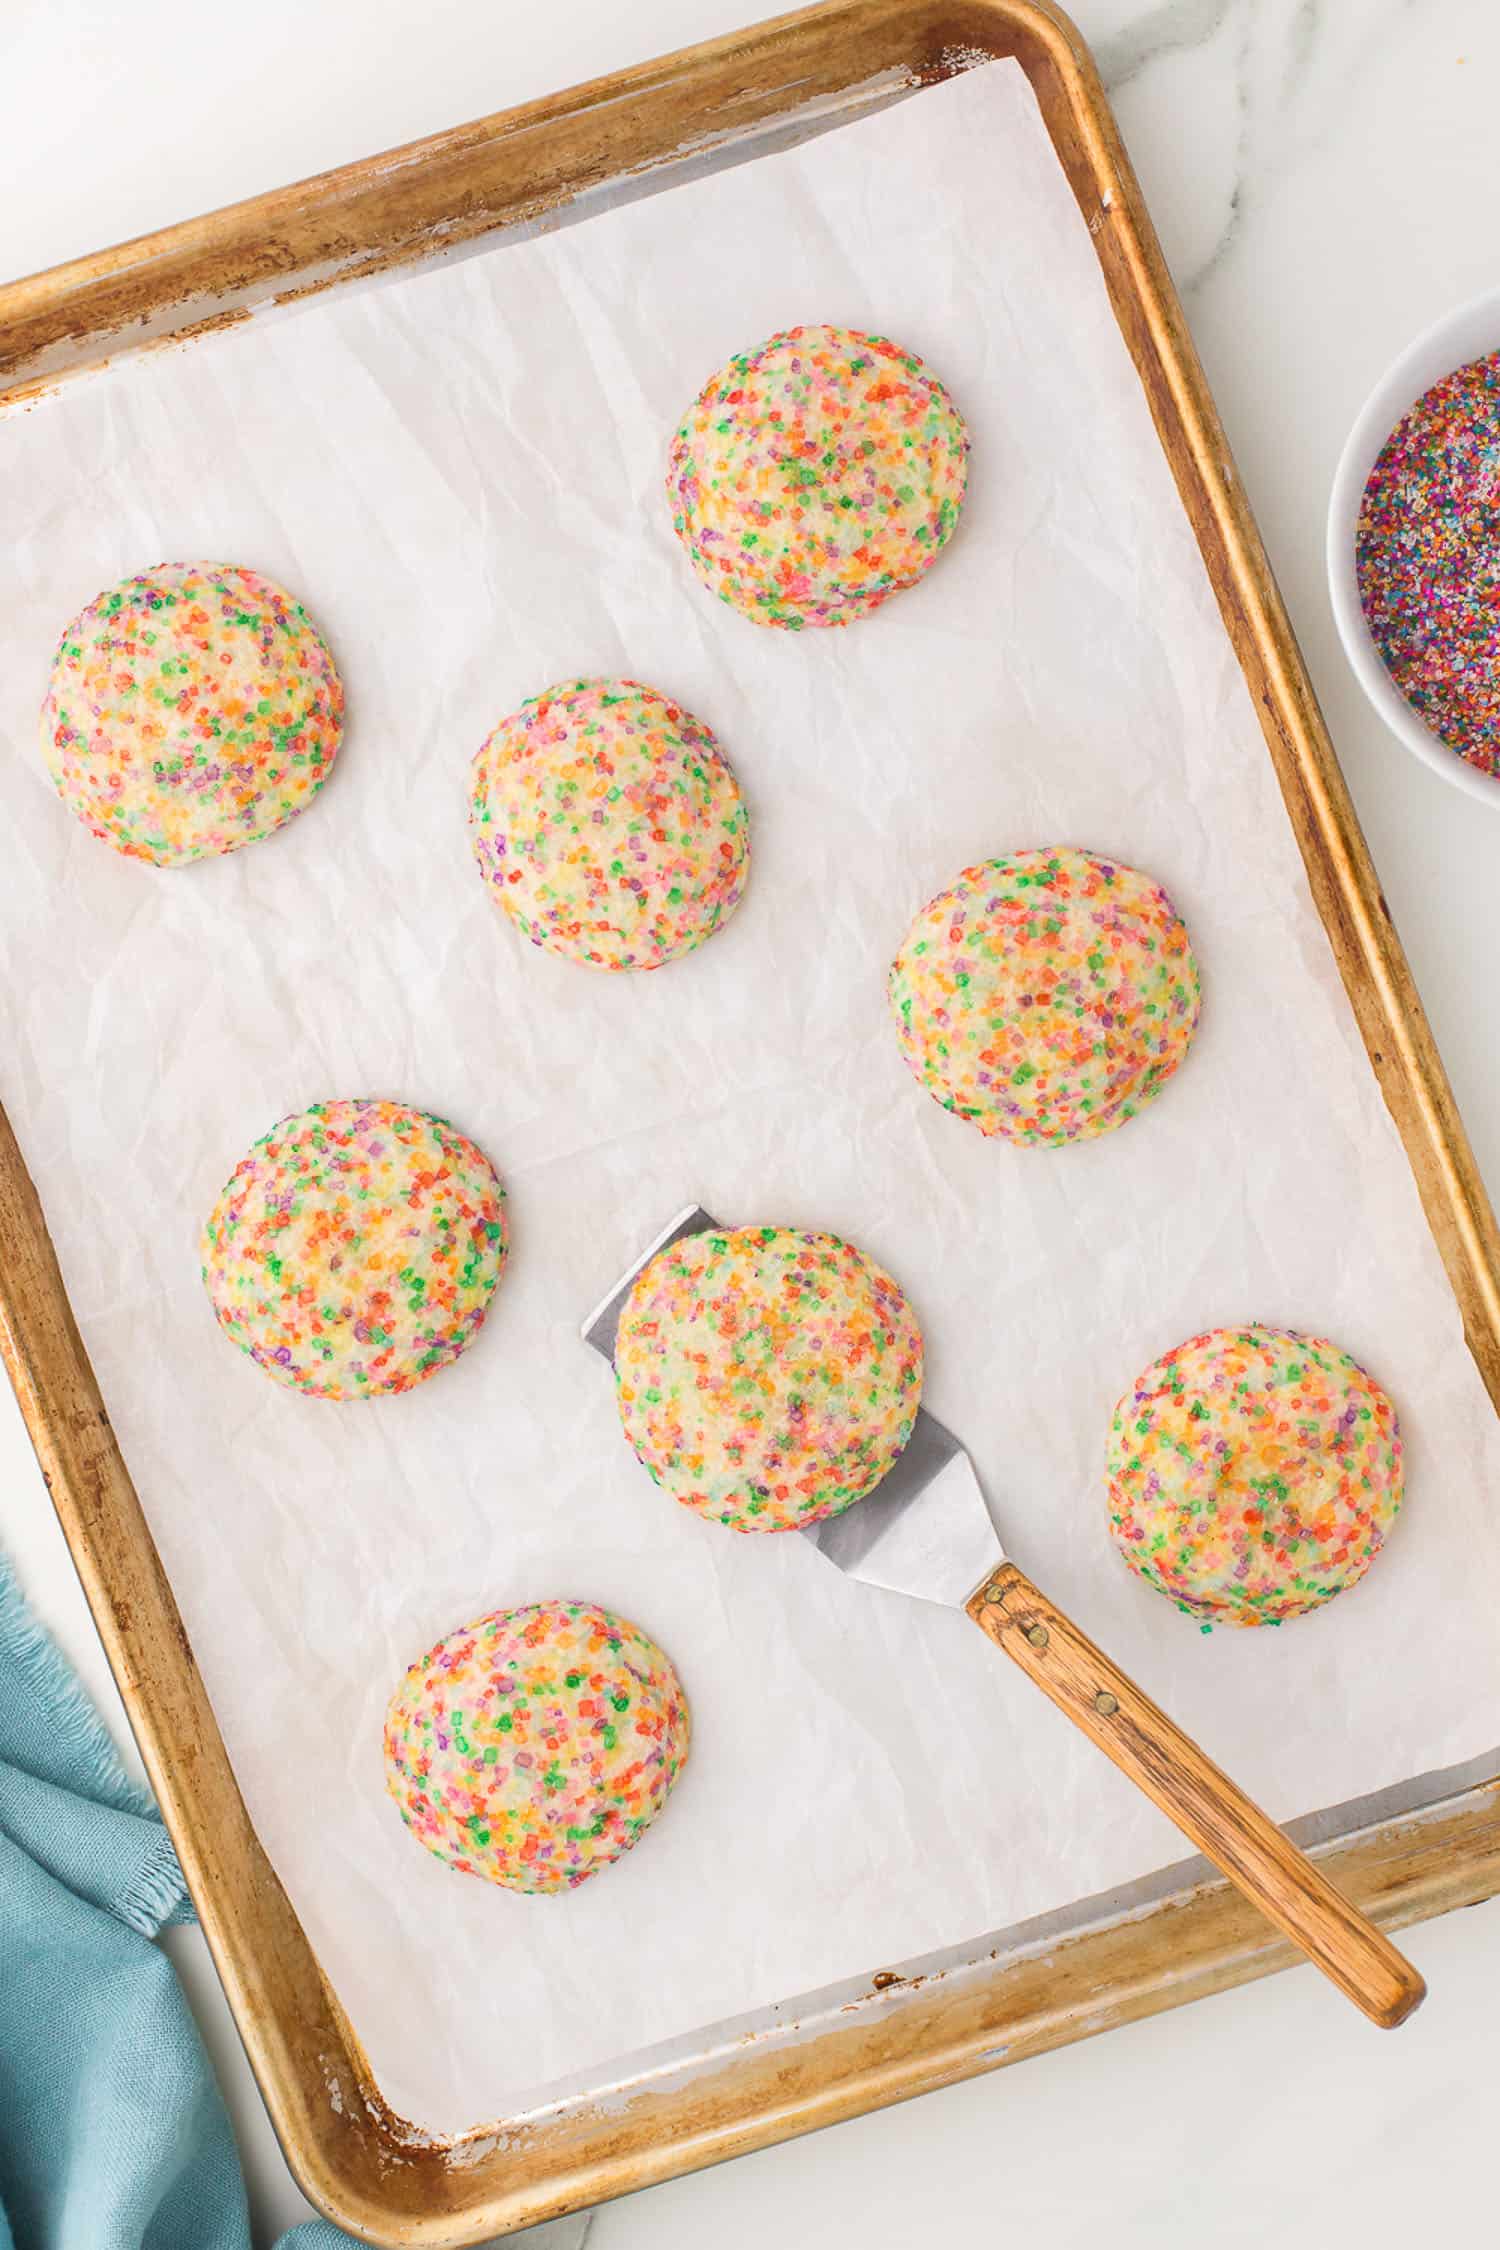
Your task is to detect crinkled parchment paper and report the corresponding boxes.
[4,62,1499,2134]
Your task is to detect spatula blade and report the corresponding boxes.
[803,1411,1004,1608]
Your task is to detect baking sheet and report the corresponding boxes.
[4,58,1500,2136]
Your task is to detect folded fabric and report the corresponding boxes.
[0,1546,256,2249]
[0,1551,583,2250]
[0,1767,408,2250]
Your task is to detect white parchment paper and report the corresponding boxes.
[4,62,1500,2135]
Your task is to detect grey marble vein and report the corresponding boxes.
[1103,0,1426,298]
[1096,0,1237,92]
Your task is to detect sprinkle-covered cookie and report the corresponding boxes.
[888,848,1200,1147]
[614,1224,924,1533]
[667,324,969,630]
[384,1599,690,1893]
[470,678,748,971]
[1107,1325,1403,1627]
[201,1099,507,1400]
[40,562,342,865]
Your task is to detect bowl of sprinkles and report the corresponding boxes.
[1328,286,1500,804]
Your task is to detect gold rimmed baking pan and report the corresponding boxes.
[3,3,1499,2241]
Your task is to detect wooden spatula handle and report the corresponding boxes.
[967,1564,1425,2028]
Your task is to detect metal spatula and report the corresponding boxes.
[583,1206,1426,2028]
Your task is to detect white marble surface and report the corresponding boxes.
[3,2,1499,2244]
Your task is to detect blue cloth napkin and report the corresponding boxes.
[0,1551,351,2250]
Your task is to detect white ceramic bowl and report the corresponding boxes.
[1326,284,1500,808]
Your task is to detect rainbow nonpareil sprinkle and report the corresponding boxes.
[1106,1325,1403,1628]
[614,1225,924,1533]
[1355,350,1500,776]
[40,562,342,865]
[470,677,748,971]
[384,1599,690,1893]
[201,1099,507,1400]
[888,848,1201,1148]
[667,324,969,630]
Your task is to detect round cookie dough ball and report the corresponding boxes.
[40,562,342,865]
[201,1098,507,1400]
[667,324,969,630]
[470,678,748,971]
[1107,1325,1403,1627]
[888,848,1200,1148]
[384,1598,690,1893]
[614,1224,924,1532]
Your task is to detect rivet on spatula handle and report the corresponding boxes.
[967,1564,1425,2029]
